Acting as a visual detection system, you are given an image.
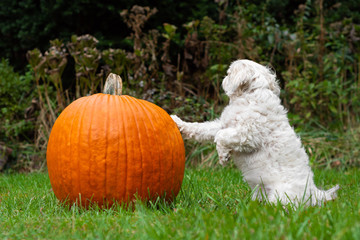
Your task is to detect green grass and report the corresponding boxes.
[0,167,359,239]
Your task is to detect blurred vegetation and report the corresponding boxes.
[0,0,359,171]
[0,0,218,70]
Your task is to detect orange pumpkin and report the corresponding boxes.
[46,74,185,207]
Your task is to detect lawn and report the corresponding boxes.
[0,167,359,239]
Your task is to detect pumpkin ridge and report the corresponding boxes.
[88,94,102,193]
[103,94,111,204]
[133,98,161,200]
[52,97,79,202]
[123,96,144,199]
[147,102,184,197]
[136,100,161,199]
[151,103,176,199]
[80,95,99,204]
[138,99,174,199]
[66,97,86,202]
[74,96,91,204]
[112,95,120,201]
[60,104,78,199]
[54,105,69,199]
[118,96,129,201]
[105,95,119,204]
[137,100,163,199]
[134,98,157,199]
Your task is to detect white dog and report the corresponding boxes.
[171,59,339,206]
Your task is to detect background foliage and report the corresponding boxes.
[0,0,359,171]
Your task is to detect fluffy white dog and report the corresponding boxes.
[171,59,339,206]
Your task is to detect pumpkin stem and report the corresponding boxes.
[103,73,123,95]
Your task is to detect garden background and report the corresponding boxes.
[1,0,359,171]
[1,1,360,239]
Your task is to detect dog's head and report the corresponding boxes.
[222,59,280,99]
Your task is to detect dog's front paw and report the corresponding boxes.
[216,143,231,165]
[171,115,184,129]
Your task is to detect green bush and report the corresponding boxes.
[0,0,218,70]
[0,59,36,143]
[2,1,360,170]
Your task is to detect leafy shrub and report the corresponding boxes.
[0,59,36,143]
[2,2,360,169]
[0,59,42,171]
[0,0,218,70]
[281,2,360,130]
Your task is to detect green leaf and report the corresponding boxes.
[329,105,338,114]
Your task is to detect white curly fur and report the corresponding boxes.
[171,59,339,206]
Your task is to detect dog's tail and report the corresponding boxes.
[308,184,340,206]
[324,184,340,200]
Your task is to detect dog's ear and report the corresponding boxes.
[264,64,281,96]
[222,60,254,96]
[222,59,281,97]
[268,77,281,96]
